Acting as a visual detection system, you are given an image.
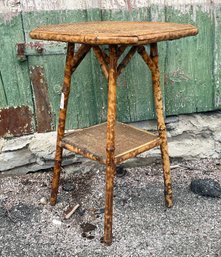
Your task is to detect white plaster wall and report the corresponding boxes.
[1,0,221,13]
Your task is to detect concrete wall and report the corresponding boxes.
[0,112,220,174]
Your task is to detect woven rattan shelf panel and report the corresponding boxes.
[61,122,161,164]
[30,21,198,45]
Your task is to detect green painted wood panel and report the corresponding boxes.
[0,6,220,136]
[86,9,108,124]
[101,8,157,122]
[150,5,167,118]
[164,6,214,115]
[0,14,33,109]
[22,10,101,129]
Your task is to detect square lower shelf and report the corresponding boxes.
[61,122,161,165]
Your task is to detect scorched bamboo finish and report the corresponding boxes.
[50,43,75,206]
[150,43,173,208]
[104,45,118,245]
[29,21,198,245]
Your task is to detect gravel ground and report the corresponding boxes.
[0,158,221,257]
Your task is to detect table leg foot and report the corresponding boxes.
[50,157,62,206]
[103,165,115,246]
[160,142,173,208]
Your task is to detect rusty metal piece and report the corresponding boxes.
[150,43,173,208]
[103,45,118,246]
[0,106,33,137]
[35,45,44,54]
[92,46,109,79]
[30,66,53,133]
[16,43,27,61]
[50,43,75,206]
[117,46,138,76]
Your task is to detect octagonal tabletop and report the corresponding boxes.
[30,21,198,45]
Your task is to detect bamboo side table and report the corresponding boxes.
[30,21,198,245]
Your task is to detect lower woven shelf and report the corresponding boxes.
[61,122,161,165]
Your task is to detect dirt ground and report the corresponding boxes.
[0,157,221,257]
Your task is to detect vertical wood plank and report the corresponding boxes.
[85,8,108,124]
[30,66,53,132]
[0,5,218,136]
[150,3,167,118]
[22,10,98,130]
[101,8,157,122]
[164,4,214,115]
[0,14,34,109]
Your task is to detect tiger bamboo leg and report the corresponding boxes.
[50,43,75,206]
[103,45,118,245]
[150,43,173,208]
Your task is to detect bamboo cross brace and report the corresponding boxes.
[117,46,138,77]
[137,45,156,73]
[92,46,109,80]
[71,44,91,74]
[102,49,110,64]
[117,45,128,58]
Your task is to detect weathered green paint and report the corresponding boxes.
[86,9,108,124]
[16,42,67,58]
[0,14,33,109]
[101,8,157,122]
[23,10,100,129]
[150,5,167,118]
[164,6,215,115]
[0,7,220,136]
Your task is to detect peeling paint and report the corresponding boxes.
[0,0,220,136]
[1,0,220,23]
[1,0,221,13]
[0,0,21,22]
